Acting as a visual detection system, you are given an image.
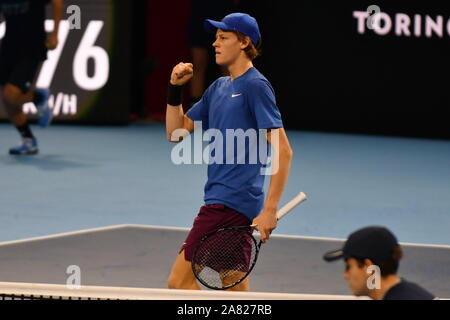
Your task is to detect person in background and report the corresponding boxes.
[0,0,63,155]
[323,226,437,300]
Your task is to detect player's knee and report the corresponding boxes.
[167,270,197,289]
[2,90,22,118]
[3,85,22,105]
[167,273,182,289]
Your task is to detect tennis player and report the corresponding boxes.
[323,226,436,300]
[166,13,293,291]
[0,0,63,155]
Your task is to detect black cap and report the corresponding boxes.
[323,226,399,262]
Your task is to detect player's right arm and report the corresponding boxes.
[166,62,195,142]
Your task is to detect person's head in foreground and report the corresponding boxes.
[204,12,261,68]
[323,226,436,300]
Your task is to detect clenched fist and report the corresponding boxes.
[170,62,194,86]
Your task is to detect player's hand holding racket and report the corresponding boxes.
[252,209,277,243]
[192,192,307,290]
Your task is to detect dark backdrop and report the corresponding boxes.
[237,0,450,139]
[1,1,448,138]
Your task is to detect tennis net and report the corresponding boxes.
[0,282,367,300]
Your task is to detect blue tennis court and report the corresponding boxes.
[1,122,450,298]
[1,122,449,245]
[1,0,449,304]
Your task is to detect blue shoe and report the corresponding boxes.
[9,138,39,155]
[35,88,53,128]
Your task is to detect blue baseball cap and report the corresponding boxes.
[204,13,261,45]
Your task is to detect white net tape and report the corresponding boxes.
[0,282,370,300]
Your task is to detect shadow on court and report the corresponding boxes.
[0,154,97,171]
[0,225,448,298]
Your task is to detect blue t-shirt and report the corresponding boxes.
[186,67,283,220]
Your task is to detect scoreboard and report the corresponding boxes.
[0,0,131,124]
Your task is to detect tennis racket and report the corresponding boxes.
[191,192,308,290]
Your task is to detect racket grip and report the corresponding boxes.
[276,192,307,220]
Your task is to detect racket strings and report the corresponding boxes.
[193,228,258,289]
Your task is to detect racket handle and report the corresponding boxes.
[276,192,307,220]
[252,192,307,228]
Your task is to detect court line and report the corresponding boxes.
[0,224,189,247]
[0,224,449,250]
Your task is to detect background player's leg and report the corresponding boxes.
[2,84,35,136]
[167,250,201,290]
[2,83,35,107]
[2,84,39,154]
[4,57,52,129]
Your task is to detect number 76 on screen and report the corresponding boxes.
[0,20,109,91]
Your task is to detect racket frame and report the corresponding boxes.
[191,225,261,290]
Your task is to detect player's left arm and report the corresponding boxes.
[46,0,64,50]
[252,127,293,242]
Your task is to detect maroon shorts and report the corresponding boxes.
[180,204,251,262]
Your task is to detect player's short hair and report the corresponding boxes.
[233,31,261,60]
[351,245,403,277]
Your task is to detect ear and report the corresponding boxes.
[364,258,375,268]
[240,36,251,49]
